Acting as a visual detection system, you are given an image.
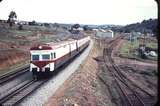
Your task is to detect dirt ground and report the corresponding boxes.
[0,49,28,70]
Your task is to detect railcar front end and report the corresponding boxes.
[30,46,56,78]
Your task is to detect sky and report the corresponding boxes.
[0,0,157,25]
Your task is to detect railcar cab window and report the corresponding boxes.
[42,54,50,60]
[32,55,39,61]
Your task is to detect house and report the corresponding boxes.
[96,29,114,38]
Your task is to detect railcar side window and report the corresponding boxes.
[54,52,56,58]
[42,54,50,60]
[32,55,39,61]
[51,52,56,59]
[51,53,53,59]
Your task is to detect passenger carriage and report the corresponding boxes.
[30,36,90,78]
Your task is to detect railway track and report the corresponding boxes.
[102,36,152,106]
[0,79,47,106]
[119,65,157,90]
[0,66,47,106]
[0,66,29,85]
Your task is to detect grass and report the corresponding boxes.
[119,39,157,61]
[146,42,157,49]
[10,30,33,36]
[39,35,58,43]
[119,40,139,58]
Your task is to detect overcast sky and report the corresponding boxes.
[0,0,157,25]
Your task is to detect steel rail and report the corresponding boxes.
[103,36,146,106]
[0,66,29,85]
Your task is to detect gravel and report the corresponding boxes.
[19,40,94,106]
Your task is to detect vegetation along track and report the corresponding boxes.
[0,79,47,106]
[0,66,29,85]
[101,35,155,106]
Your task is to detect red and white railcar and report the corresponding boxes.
[30,36,90,78]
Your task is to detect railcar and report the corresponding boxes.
[30,36,90,78]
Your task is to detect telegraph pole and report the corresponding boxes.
[155,0,159,39]
[154,1,159,106]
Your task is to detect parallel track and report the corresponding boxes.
[0,66,48,106]
[0,66,29,85]
[102,36,148,106]
[0,79,47,106]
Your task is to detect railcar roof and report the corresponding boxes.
[30,36,89,50]
[46,38,76,46]
[30,38,77,50]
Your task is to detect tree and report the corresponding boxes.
[70,24,80,34]
[54,23,59,31]
[71,24,80,30]
[18,24,23,30]
[7,11,17,27]
[28,20,36,25]
[155,0,159,39]
[83,25,89,31]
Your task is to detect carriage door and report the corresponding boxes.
[76,42,78,51]
[69,44,71,55]
[50,52,55,71]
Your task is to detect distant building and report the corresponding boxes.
[96,29,114,38]
[77,27,83,31]
[17,20,29,25]
[93,29,99,31]
[0,19,7,23]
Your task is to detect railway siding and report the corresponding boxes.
[101,36,156,106]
